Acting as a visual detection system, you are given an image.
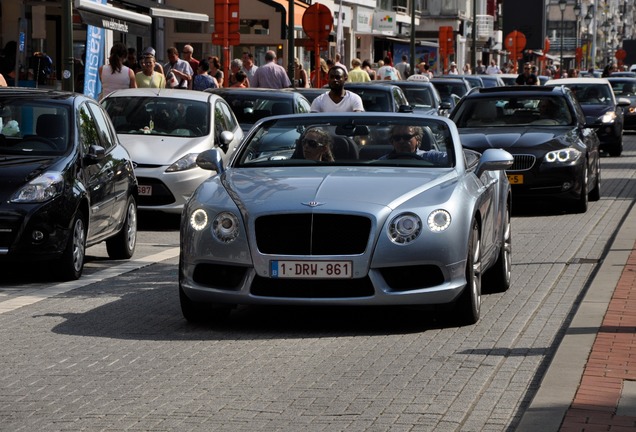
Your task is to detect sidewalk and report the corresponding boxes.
[517,203,636,431]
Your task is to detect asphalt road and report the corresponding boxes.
[1,135,635,431]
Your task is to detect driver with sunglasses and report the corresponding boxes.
[380,125,447,164]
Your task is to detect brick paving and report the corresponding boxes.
[560,240,636,432]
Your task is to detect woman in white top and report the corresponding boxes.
[99,42,136,100]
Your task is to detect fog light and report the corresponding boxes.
[562,182,573,191]
[32,230,44,242]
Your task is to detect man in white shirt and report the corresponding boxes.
[486,59,502,74]
[311,66,365,112]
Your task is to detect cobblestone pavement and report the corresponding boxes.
[0,138,635,432]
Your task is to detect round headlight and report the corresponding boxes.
[189,209,208,231]
[388,213,422,244]
[213,212,240,243]
[427,209,451,232]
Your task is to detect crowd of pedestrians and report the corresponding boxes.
[101,41,623,99]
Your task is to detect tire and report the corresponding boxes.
[571,164,588,213]
[179,283,232,324]
[483,202,512,293]
[57,212,86,281]
[588,157,601,202]
[607,135,623,157]
[455,220,482,326]
[106,196,137,259]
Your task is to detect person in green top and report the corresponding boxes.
[135,52,166,88]
[347,58,370,83]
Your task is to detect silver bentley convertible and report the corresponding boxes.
[179,113,513,326]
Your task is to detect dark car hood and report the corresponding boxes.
[579,104,613,123]
[0,155,58,200]
[458,128,568,151]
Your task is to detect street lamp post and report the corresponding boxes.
[584,12,592,70]
[559,0,567,75]
[574,2,582,70]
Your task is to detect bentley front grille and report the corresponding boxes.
[255,214,372,255]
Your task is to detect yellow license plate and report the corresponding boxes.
[507,174,524,184]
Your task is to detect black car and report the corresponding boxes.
[450,86,601,213]
[288,87,326,103]
[431,77,473,110]
[205,87,311,132]
[0,89,138,279]
[370,79,449,116]
[607,77,636,130]
[545,78,630,156]
[344,83,412,112]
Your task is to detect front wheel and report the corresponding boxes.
[455,220,482,326]
[57,212,86,281]
[106,196,137,259]
[588,157,601,202]
[484,202,512,293]
[570,164,588,214]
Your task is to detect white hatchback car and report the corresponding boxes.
[102,89,243,213]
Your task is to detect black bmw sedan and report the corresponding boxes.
[0,89,138,280]
[450,85,600,213]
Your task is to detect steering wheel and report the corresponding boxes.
[386,152,424,160]
[22,136,58,151]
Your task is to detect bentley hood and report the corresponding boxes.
[219,166,457,213]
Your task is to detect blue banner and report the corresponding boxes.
[83,0,106,99]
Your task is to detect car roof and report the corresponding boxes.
[207,87,298,98]
[545,77,611,85]
[105,88,223,102]
[462,85,569,98]
[0,88,79,104]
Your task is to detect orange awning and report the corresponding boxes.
[272,0,312,26]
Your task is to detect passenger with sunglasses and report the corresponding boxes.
[298,128,334,162]
[381,125,447,164]
[515,62,539,85]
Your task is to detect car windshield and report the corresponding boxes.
[431,82,468,103]
[345,88,393,112]
[217,93,294,125]
[401,88,435,109]
[0,100,70,155]
[102,96,210,137]
[452,96,574,127]
[562,84,614,106]
[236,116,454,168]
[609,81,636,97]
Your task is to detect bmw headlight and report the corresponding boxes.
[212,212,240,243]
[388,213,422,244]
[10,172,64,203]
[166,153,199,172]
[189,209,209,231]
[427,209,452,232]
[600,111,617,124]
[544,148,581,163]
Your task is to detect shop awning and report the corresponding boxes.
[74,0,151,35]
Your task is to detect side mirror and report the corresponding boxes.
[476,148,514,178]
[398,104,414,113]
[617,97,631,107]
[196,148,225,173]
[84,144,106,165]
[217,130,234,152]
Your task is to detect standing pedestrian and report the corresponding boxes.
[311,58,329,88]
[310,66,364,112]
[228,58,247,87]
[181,45,199,73]
[476,59,486,74]
[241,51,258,83]
[251,50,291,89]
[124,47,141,73]
[515,63,538,85]
[230,70,249,88]
[293,58,309,87]
[362,59,376,80]
[395,55,410,79]
[348,58,370,83]
[377,56,400,80]
[486,59,502,74]
[135,51,165,88]
[192,59,218,91]
[99,42,136,100]
[448,62,459,75]
[208,56,224,87]
[164,47,193,89]
[463,63,472,75]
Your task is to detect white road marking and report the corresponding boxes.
[0,247,180,314]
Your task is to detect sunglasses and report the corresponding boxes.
[302,139,325,148]
[391,133,416,141]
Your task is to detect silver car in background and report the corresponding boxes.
[102,89,243,214]
[179,113,513,326]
